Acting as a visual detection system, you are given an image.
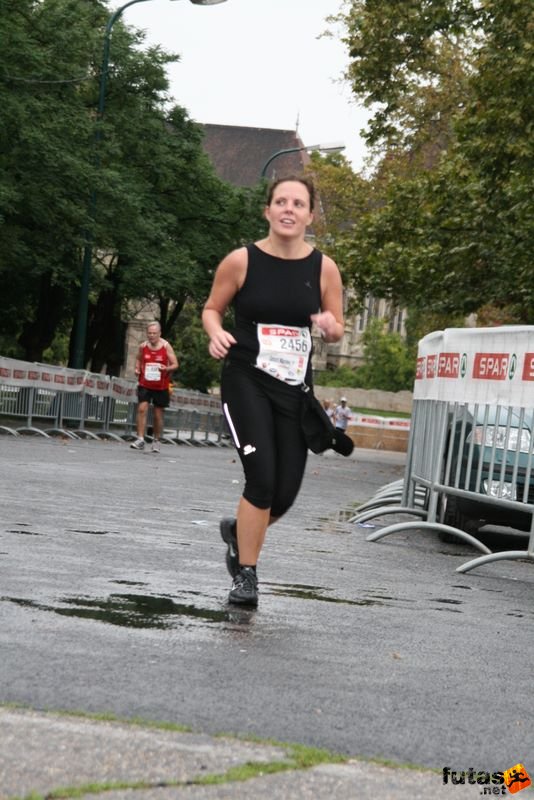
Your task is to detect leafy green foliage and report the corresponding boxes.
[356,319,415,391]
[316,320,415,392]
[315,364,363,388]
[172,303,220,394]
[0,0,101,359]
[338,0,480,152]
[0,0,265,372]
[332,0,534,328]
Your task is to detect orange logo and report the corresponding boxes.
[503,764,531,794]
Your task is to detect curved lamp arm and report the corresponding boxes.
[260,142,345,179]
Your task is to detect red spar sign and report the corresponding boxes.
[522,353,534,381]
[472,352,510,380]
[437,352,460,378]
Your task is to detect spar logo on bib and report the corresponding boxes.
[261,326,301,338]
[472,352,516,381]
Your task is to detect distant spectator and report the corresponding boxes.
[335,397,352,432]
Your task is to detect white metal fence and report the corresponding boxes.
[350,326,534,574]
[0,356,229,446]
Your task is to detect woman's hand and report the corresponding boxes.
[208,329,237,359]
[311,311,343,343]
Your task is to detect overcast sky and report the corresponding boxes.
[108,0,370,171]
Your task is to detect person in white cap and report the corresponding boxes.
[335,397,352,431]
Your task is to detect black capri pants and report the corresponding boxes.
[221,359,308,518]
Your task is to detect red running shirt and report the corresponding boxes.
[138,342,170,391]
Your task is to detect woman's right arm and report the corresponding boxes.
[202,248,247,360]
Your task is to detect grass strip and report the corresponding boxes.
[4,703,439,800]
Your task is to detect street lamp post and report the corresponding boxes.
[72,0,226,369]
[260,141,345,180]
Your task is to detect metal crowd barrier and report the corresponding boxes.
[0,356,229,447]
[350,326,534,574]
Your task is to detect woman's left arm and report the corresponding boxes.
[311,255,344,343]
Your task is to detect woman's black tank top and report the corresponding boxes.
[228,243,322,374]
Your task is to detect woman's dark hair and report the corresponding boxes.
[266,174,315,212]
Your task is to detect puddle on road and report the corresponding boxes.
[2,580,478,627]
[432,597,463,605]
[429,597,463,613]
[111,580,147,587]
[67,529,118,536]
[1,593,235,630]
[326,506,359,523]
[264,582,466,611]
[6,528,118,537]
[265,582,389,607]
[305,506,360,535]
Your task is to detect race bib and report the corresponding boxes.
[144,362,161,382]
[256,324,311,385]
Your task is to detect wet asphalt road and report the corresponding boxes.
[1,436,533,772]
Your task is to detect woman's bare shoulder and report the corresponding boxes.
[220,245,248,267]
[320,252,340,273]
[216,246,248,288]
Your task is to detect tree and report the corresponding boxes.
[355,319,415,392]
[0,0,101,359]
[451,0,534,321]
[0,1,266,369]
[304,151,369,279]
[171,302,220,394]
[335,0,534,327]
[71,18,264,372]
[337,0,480,154]
[315,319,415,392]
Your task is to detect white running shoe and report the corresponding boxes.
[130,437,145,450]
[151,439,160,453]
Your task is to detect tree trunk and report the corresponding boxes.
[18,273,66,362]
[86,285,126,376]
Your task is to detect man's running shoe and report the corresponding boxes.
[130,437,145,450]
[151,439,160,453]
[228,566,258,607]
[220,517,239,577]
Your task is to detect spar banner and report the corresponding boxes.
[79,371,111,397]
[0,356,137,398]
[414,326,534,406]
[110,376,137,401]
